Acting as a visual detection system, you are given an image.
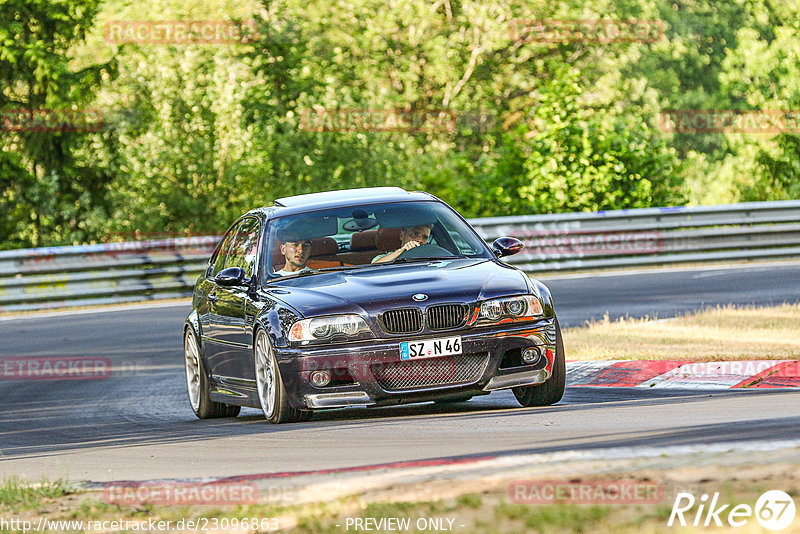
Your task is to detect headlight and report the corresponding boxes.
[289,315,370,342]
[478,295,543,323]
[481,299,503,320]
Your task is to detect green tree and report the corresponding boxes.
[242,0,684,217]
[717,4,800,201]
[0,0,115,247]
[422,67,681,216]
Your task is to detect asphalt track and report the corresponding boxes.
[1,262,799,482]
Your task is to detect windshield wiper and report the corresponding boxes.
[390,256,459,264]
[269,264,372,281]
[269,257,470,282]
[315,264,373,273]
[269,269,321,281]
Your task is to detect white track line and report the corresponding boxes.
[534,259,800,280]
[0,300,191,322]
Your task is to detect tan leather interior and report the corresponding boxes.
[376,228,402,252]
[350,230,377,251]
[271,237,341,271]
[269,227,407,272]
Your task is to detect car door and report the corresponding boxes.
[205,217,261,382]
[198,225,237,352]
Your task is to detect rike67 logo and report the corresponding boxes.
[669,490,796,531]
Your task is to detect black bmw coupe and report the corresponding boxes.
[184,187,565,423]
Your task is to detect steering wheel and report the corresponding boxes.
[396,243,455,260]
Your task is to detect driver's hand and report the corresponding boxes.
[400,240,421,252]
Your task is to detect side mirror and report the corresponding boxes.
[492,237,524,258]
[215,267,248,287]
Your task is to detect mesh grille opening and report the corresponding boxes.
[371,352,489,391]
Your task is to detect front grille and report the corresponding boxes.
[427,304,468,330]
[371,352,490,391]
[381,308,423,334]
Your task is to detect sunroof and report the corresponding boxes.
[274,187,409,207]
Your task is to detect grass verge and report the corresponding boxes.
[563,303,800,361]
[2,467,798,533]
[0,478,71,513]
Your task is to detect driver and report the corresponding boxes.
[372,224,432,264]
[275,238,313,275]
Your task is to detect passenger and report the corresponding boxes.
[275,238,312,275]
[372,224,432,264]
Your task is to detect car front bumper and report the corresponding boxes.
[274,318,558,409]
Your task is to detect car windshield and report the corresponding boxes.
[264,201,491,280]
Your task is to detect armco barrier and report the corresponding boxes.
[470,200,800,272]
[0,236,219,312]
[1,201,798,312]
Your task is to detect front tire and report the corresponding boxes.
[254,329,310,424]
[184,329,240,419]
[513,318,566,407]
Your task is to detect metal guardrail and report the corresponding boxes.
[0,237,219,312]
[470,200,800,272]
[1,201,799,312]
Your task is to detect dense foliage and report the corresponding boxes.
[1,0,798,248]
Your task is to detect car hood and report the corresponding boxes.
[262,258,532,317]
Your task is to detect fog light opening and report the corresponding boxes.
[521,347,542,365]
[310,370,332,387]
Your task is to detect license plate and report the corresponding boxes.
[400,336,462,360]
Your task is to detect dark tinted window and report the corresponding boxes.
[225,217,261,278]
[210,226,237,277]
[264,200,491,279]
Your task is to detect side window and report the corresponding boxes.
[224,217,261,278]
[209,227,237,277]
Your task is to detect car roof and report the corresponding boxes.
[246,187,437,218]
